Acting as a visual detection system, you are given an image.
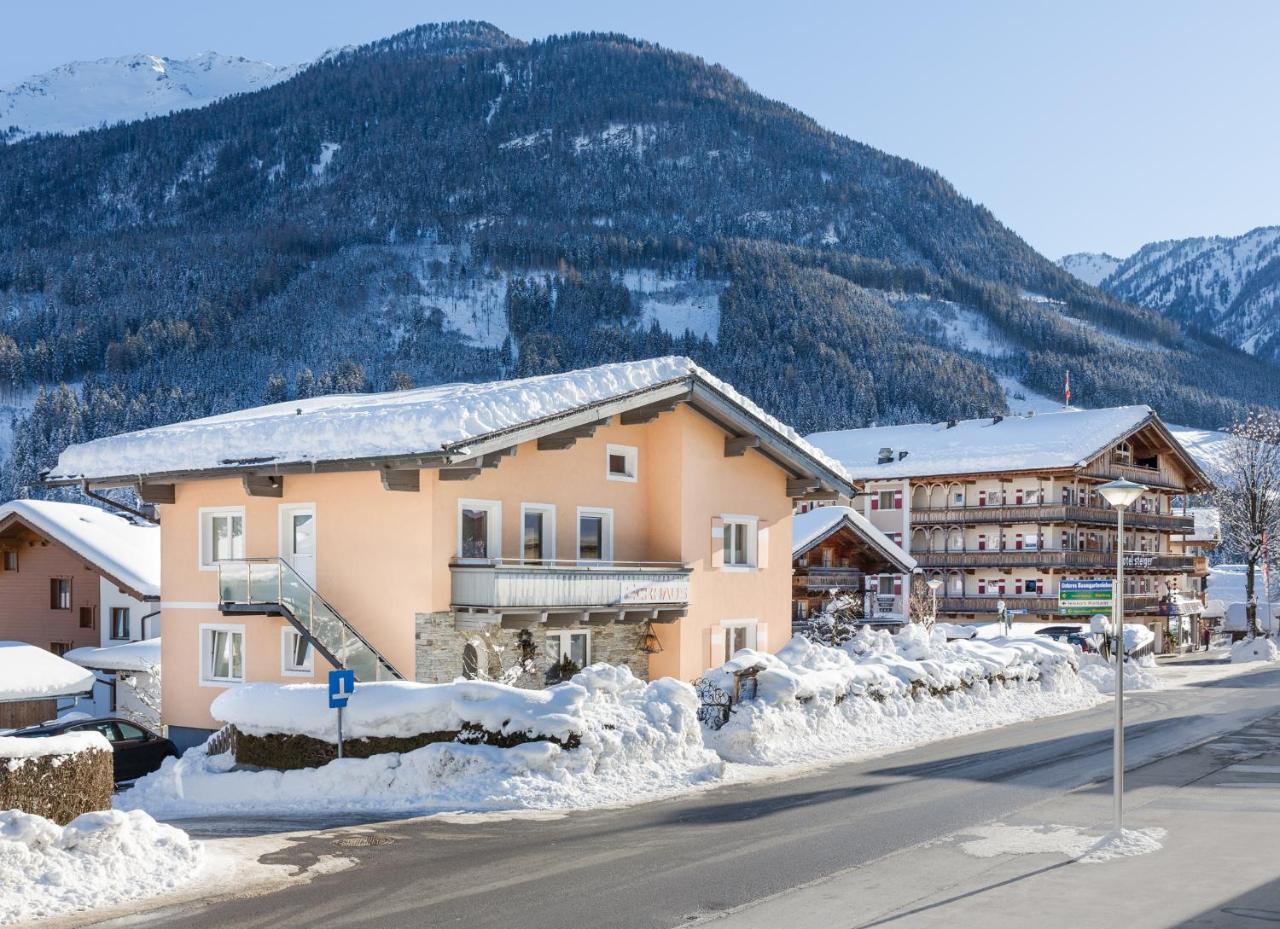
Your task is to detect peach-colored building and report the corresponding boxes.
[46,358,850,747]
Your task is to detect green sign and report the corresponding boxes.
[1058,579,1113,616]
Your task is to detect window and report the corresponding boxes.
[116,722,148,741]
[722,621,757,662]
[2,550,16,572]
[49,578,71,610]
[577,508,613,562]
[1025,579,1040,594]
[79,606,95,629]
[458,500,501,561]
[77,720,120,742]
[606,444,638,482]
[199,508,245,569]
[546,630,590,668]
[878,490,896,510]
[201,625,244,684]
[281,628,313,676]
[521,504,555,564]
[953,491,964,506]
[109,607,130,640]
[49,641,72,657]
[721,516,758,569]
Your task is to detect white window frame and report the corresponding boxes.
[720,514,759,571]
[576,506,614,562]
[278,502,317,563]
[198,506,246,571]
[199,623,245,687]
[457,499,502,562]
[520,503,557,563]
[280,626,315,677]
[605,444,638,483]
[545,629,592,666]
[721,619,758,662]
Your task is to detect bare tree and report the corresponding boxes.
[907,574,936,630]
[1214,411,1280,637]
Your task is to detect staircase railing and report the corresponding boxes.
[217,557,403,682]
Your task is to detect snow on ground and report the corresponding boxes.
[699,627,1101,766]
[957,823,1165,863]
[1059,252,1122,287]
[622,270,725,343]
[309,141,340,177]
[1230,637,1280,663]
[0,808,203,923]
[882,292,1017,358]
[1077,652,1161,693]
[997,375,1066,414]
[119,666,723,817]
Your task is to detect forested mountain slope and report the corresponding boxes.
[1061,227,1280,359]
[2,21,1276,498]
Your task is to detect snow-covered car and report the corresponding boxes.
[13,717,177,783]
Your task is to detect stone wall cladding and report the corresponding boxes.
[415,611,650,687]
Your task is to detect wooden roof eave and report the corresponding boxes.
[0,512,155,602]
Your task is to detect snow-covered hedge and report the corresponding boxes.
[1,731,113,825]
[700,627,1096,765]
[0,808,201,923]
[121,665,723,816]
[1231,636,1280,664]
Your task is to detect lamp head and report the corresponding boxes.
[926,578,943,592]
[1098,477,1147,509]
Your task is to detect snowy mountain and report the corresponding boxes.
[0,51,303,143]
[1059,227,1280,358]
[1059,252,1121,287]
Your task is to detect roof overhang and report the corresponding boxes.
[43,372,853,499]
[0,511,154,602]
[793,515,917,574]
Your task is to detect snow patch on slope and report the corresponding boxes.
[882,292,1017,357]
[1059,252,1122,287]
[623,270,724,343]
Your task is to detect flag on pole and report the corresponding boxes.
[1064,370,1071,406]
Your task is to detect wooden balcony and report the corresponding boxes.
[910,504,1193,532]
[450,559,692,625]
[793,567,865,590]
[914,550,1198,572]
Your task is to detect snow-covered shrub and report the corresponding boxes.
[120,665,723,816]
[1231,636,1280,664]
[701,631,1094,765]
[0,731,113,824]
[0,808,201,923]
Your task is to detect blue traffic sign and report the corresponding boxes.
[328,669,355,709]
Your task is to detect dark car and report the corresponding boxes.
[1035,625,1086,638]
[14,717,178,783]
[1037,630,1096,653]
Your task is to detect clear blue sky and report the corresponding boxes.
[4,0,1278,259]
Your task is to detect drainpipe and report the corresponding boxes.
[139,609,161,640]
[80,481,158,525]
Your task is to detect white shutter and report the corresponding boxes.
[710,517,725,569]
[756,521,769,569]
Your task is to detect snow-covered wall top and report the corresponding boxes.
[65,637,161,673]
[807,405,1156,480]
[0,500,159,598]
[791,505,916,572]
[0,641,96,702]
[0,52,302,143]
[49,357,849,485]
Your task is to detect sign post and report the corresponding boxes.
[1059,579,1114,616]
[328,668,355,759]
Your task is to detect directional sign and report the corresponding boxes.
[328,669,356,709]
[1059,579,1113,616]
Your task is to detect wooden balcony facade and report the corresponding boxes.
[910,504,1193,532]
[793,567,866,591]
[937,593,1164,615]
[914,549,1200,573]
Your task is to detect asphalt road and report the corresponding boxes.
[127,665,1280,929]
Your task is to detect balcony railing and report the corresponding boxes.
[914,550,1199,572]
[450,558,692,614]
[910,504,1193,532]
[793,567,865,590]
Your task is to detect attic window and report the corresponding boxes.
[1,550,15,572]
[1115,441,1132,465]
[1136,453,1158,470]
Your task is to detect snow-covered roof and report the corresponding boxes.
[46,357,851,491]
[807,405,1183,481]
[791,505,916,573]
[0,642,95,702]
[0,499,159,599]
[64,637,160,672]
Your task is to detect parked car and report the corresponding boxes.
[1035,625,1086,638]
[13,717,177,783]
[1036,629,1096,653]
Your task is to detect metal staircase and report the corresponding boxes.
[217,558,403,682]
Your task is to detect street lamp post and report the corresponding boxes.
[926,578,943,624]
[1098,477,1148,835]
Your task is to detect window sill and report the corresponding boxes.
[606,474,638,483]
[720,565,757,573]
[198,678,243,689]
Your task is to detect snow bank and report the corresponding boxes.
[211,678,586,743]
[958,822,1165,863]
[1231,637,1280,664]
[702,628,1097,765]
[0,641,95,702]
[120,666,722,816]
[1077,653,1161,693]
[0,730,109,767]
[0,808,202,923]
